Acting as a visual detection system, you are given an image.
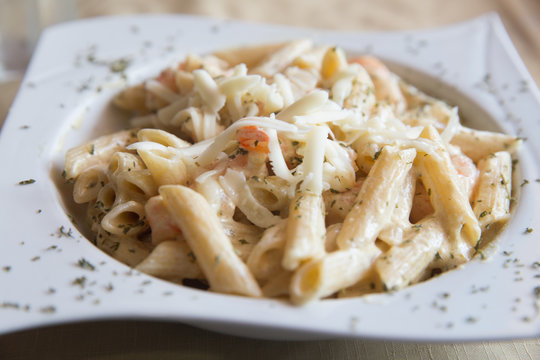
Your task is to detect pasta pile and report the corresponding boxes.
[64,40,521,304]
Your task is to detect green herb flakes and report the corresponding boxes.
[109,58,130,73]
[39,306,56,314]
[77,258,96,271]
[57,226,73,238]
[72,276,87,288]
[18,179,36,185]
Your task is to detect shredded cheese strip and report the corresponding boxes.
[196,117,298,166]
[300,126,328,195]
[266,128,295,182]
[219,169,282,228]
[146,80,181,104]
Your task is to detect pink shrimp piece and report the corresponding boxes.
[145,195,182,245]
[237,126,270,154]
[349,56,406,112]
[144,68,181,111]
[216,126,270,176]
[449,145,479,200]
[278,137,302,169]
[156,68,179,93]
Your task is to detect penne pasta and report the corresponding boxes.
[375,217,445,291]
[135,240,203,282]
[64,129,138,181]
[417,125,481,251]
[289,245,381,305]
[247,221,287,281]
[336,146,416,249]
[64,40,521,305]
[160,185,262,297]
[73,165,108,204]
[472,151,513,230]
[450,126,522,162]
[377,168,416,246]
[282,192,326,270]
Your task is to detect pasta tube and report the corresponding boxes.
[417,125,481,249]
[64,129,138,180]
[336,146,416,249]
[135,240,203,282]
[282,192,326,270]
[375,216,445,291]
[377,168,416,245]
[289,245,381,305]
[451,126,522,162]
[472,151,512,229]
[160,185,262,297]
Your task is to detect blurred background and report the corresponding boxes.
[1,0,539,124]
[0,0,539,359]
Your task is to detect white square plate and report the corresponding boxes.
[0,13,539,341]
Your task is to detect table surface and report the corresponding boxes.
[1,0,539,359]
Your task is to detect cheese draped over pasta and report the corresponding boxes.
[64,40,521,304]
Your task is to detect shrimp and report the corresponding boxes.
[349,56,406,113]
[219,125,270,178]
[237,125,270,154]
[144,195,182,245]
[448,144,479,200]
[143,68,181,111]
[114,68,182,114]
[277,136,303,169]
[156,68,179,93]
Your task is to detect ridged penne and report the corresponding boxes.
[137,147,188,186]
[115,169,158,203]
[289,245,381,304]
[375,217,445,291]
[336,146,416,249]
[95,228,152,267]
[247,221,287,281]
[417,125,481,251]
[451,126,522,162]
[64,129,138,180]
[100,200,148,237]
[160,185,262,297]
[282,192,326,271]
[377,168,416,246]
[472,151,513,229]
[137,128,191,149]
[73,165,108,204]
[135,240,203,282]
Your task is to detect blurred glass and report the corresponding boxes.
[0,0,77,81]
